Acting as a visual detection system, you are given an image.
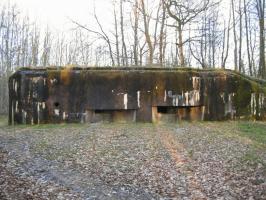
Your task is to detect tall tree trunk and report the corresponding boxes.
[177,23,185,66]
[259,18,265,78]
[133,0,139,66]
[231,0,238,71]
[238,0,243,72]
[114,5,120,67]
[175,28,179,66]
[159,0,166,66]
[120,0,128,66]
[244,0,252,76]
[140,0,154,65]
[256,0,266,78]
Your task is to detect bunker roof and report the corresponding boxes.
[11,66,266,86]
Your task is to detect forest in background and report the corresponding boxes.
[0,0,266,114]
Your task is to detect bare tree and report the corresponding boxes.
[238,0,243,72]
[30,24,40,66]
[231,0,238,71]
[165,0,210,67]
[70,8,115,66]
[221,13,231,69]
[41,27,52,66]
[255,0,266,78]
[113,1,120,66]
[189,22,207,68]
[159,0,167,66]
[248,8,257,75]
[131,0,139,66]
[243,0,252,75]
[120,0,128,66]
[140,0,154,65]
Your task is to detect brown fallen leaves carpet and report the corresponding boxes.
[0,122,265,199]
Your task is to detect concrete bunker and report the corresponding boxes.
[9,67,266,125]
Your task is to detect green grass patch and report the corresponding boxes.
[0,115,8,127]
[237,122,266,170]
[242,151,265,164]
[238,122,266,147]
[241,150,266,170]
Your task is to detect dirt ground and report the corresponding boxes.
[0,117,265,200]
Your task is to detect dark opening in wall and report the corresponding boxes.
[86,109,137,123]
[54,102,60,107]
[95,110,109,114]
[153,106,204,123]
[157,106,177,114]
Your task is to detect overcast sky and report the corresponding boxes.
[1,0,233,68]
[2,0,113,32]
[3,0,230,31]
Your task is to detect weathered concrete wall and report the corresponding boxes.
[9,67,266,124]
